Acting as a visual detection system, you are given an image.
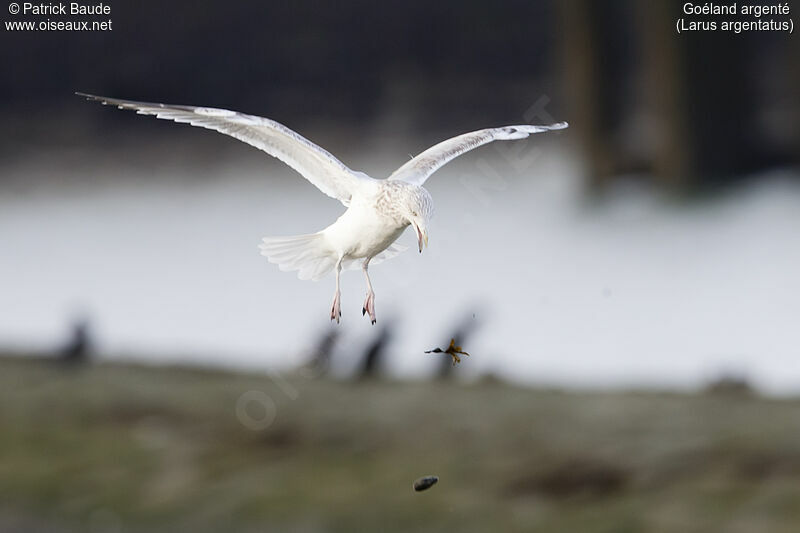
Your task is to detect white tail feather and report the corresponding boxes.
[259,234,408,281]
[259,233,335,281]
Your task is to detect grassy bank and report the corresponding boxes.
[1,355,800,532]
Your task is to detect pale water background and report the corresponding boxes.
[2,142,799,393]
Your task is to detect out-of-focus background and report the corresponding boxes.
[1,1,799,532]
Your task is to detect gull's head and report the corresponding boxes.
[401,186,434,253]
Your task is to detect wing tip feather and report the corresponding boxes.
[501,122,569,138]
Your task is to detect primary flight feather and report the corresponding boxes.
[78,92,567,324]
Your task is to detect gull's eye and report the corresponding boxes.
[412,210,418,217]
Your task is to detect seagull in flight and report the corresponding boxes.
[78,93,567,324]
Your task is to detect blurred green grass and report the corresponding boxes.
[2,355,800,532]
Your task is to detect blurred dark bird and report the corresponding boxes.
[426,339,470,366]
[78,93,566,325]
[302,328,339,378]
[59,318,91,364]
[358,323,394,379]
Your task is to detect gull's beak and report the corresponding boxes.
[413,223,428,253]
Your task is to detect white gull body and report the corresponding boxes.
[79,92,567,324]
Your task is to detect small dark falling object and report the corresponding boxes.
[425,338,470,365]
[413,475,439,492]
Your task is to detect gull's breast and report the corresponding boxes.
[323,199,407,260]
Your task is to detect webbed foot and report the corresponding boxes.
[362,291,376,325]
[330,291,341,323]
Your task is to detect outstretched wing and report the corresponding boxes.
[77,93,370,205]
[388,123,568,186]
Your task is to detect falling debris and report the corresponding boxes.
[435,311,481,379]
[425,338,470,365]
[413,475,439,492]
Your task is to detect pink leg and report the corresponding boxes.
[330,259,342,323]
[361,260,376,325]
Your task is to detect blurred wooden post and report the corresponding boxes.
[563,1,795,193]
[637,1,692,190]
[792,30,800,160]
[561,0,618,191]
